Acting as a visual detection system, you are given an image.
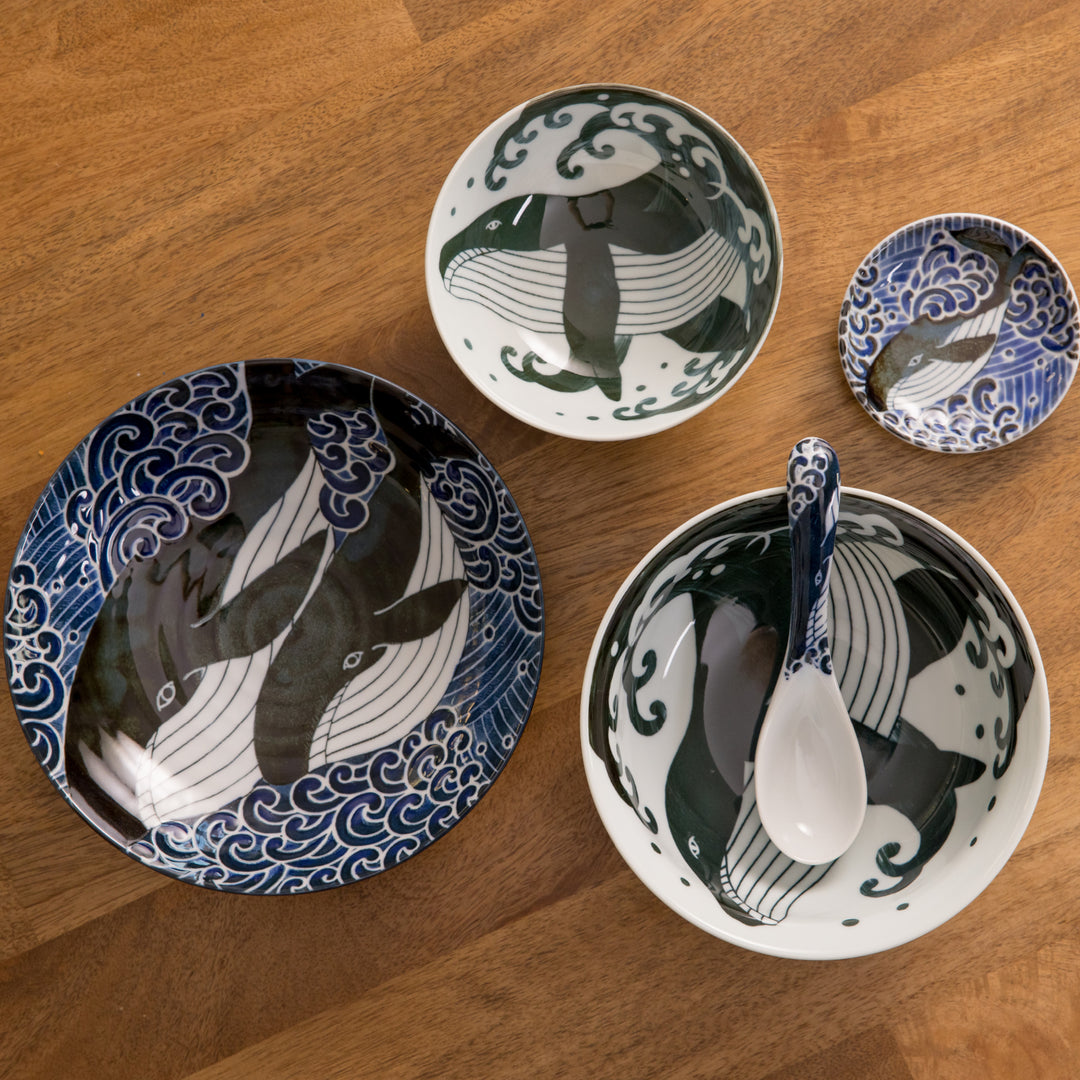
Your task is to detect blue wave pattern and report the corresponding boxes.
[11,361,544,893]
[412,398,543,774]
[307,408,394,538]
[131,387,543,892]
[130,708,484,892]
[839,215,1078,451]
[7,368,250,785]
[64,365,250,588]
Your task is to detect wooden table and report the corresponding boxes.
[2,2,1079,1076]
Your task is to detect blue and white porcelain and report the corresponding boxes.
[581,480,1048,958]
[4,360,544,893]
[839,214,1079,452]
[754,438,867,866]
[426,84,782,440]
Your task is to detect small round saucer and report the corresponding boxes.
[426,84,782,440]
[838,214,1079,452]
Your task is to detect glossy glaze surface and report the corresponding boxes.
[426,84,782,440]
[755,439,867,865]
[582,487,1047,958]
[839,214,1079,452]
[5,360,544,893]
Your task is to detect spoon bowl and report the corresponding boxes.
[754,660,867,864]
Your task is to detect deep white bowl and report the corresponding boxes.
[426,84,782,440]
[581,486,1048,958]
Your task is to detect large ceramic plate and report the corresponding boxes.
[838,213,1079,452]
[4,360,544,893]
[426,84,782,440]
[581,488,1048,958]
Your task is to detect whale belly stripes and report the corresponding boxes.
[887,302,1008,410]
[133,454,335,828]
[720,766,831,924]
[829,539,917,736]
[443,246,568,333]
[612,230,747,333]
[308,480,468,766]
[443,230,747,337]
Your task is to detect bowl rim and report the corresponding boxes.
[837,211,1080,453]
[425,82,784,441]
[579,483,1050,958]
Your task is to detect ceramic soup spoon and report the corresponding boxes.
[754,437,868,865]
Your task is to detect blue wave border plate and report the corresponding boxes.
[3,359,544,894]
[839,213,1079,452]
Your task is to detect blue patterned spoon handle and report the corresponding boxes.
[785,437,841,674]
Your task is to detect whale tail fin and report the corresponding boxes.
[950,227,1013,266]
[566,330,631,400]
[951,228,1042,278]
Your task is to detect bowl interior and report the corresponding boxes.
[838,213,1079,452]
[582,490,1047,957]
[426,85,782,440]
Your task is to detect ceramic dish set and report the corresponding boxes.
[3,86,1073,956]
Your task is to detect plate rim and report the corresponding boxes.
[4,357,546,894]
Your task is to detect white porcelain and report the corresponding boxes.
[581,484,1049,958]
[755,438,867,864]
[426,84,782,440]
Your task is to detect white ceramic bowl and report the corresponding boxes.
[581,486,1049,958]
[426,84,782,440]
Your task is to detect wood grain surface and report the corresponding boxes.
[2,2,1079,1077]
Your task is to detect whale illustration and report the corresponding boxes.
[865,227,1039,411]
[439,165,752,400]
[589,516,1027,927]
[65,363,469,840]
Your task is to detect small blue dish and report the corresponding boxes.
[4,360,544,893]
[839,214,1079,452]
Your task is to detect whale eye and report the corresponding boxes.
[343,650,364,671]
[484,219,502,232]
[155,681,176,712]
[907,353,924,367]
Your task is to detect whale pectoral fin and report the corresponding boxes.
[563,238,626,398]
[894,567,976,681]
[930,333,997,365]
[196,530,329,662]
[663,293,748,355]
[373,578,469,645]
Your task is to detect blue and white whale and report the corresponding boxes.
[65,364,469,840]
[674,548,987,922]
[866,228,1040,411]
[439,166,752,400]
